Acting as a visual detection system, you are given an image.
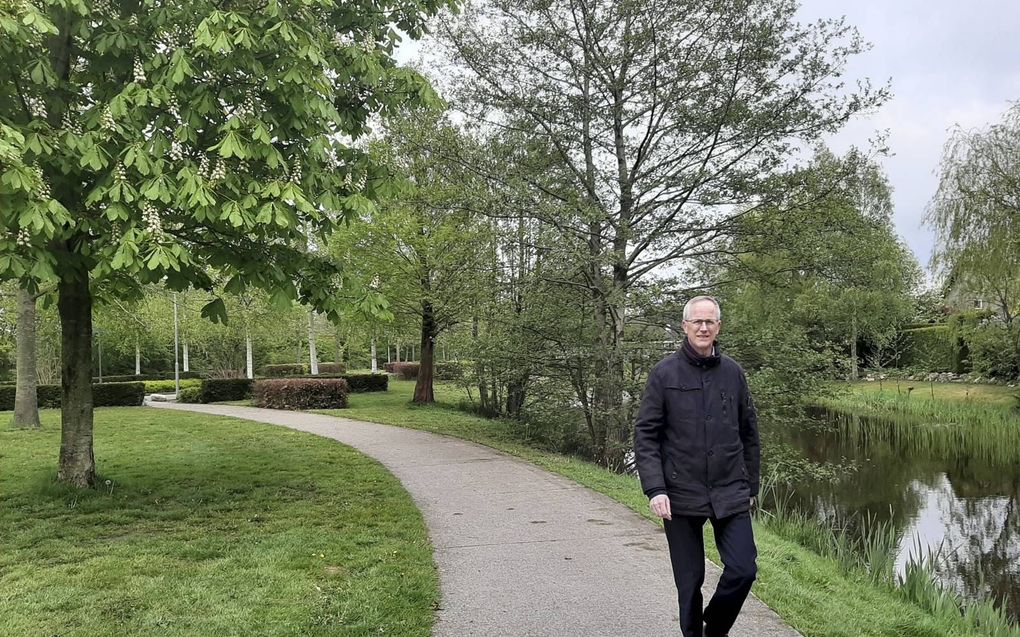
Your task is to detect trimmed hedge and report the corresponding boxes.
[176,387,203,403]
[260,364,307,377]
[435,361,467,381]
[342,373,388,393]
[200,378,254,403]
[91,371,203,383]
[0,382,144,409]
[318,362,346,374]
[94,382,146,406]
[253,378,349,410]
[894,325,964,373]
[391,362,420,380]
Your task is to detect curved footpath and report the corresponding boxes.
[151,401,801,637]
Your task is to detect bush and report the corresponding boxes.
[92,372,203,383]
[0,382,142,409]
[964,323,1020,379]
[391,362,420,380]
[253,378,349,410]
[317,362,346,374]
[143,379,202,393]
[259,364,307,377]
[435,360,467,381]
[200,378,254,403]
[176,387,203,403]
[342,373,389,393]
[894,325,963,373]
[94,382,145,406]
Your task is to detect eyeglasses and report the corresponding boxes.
[684,319,719,328]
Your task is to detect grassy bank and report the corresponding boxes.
[0,408,437,637]
[321,380,1007,637]
[817,380,1020,466]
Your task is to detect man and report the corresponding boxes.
[634,295,760,637]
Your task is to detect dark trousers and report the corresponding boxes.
[663,510,757,637]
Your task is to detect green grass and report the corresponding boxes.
[0,408,437,637]
[317,380,1008,637]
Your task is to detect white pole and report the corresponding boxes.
[173,293,180,395]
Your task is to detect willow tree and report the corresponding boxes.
[0,0,451,486]
[928,104,1020,323]
[435,0,887,469]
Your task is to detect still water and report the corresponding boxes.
[775,408,1020,622]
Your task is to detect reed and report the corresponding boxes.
[756,480,1020,636]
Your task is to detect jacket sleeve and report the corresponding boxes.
[634,368,667,499]
[738,370,760,497]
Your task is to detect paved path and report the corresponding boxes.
[151,402,801,637]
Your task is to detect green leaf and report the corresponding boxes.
[201,298,228,325]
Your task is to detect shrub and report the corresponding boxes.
[964,323,1020,379]
[382,362,397,373]
[143,379,202,393]
[259,364,308,377]
[94,382,145,406]
[435,360,467,381]
[342,373,389,393]
[317,362,346,374]
[176,387,203,403]
[253,378,349,410]
[391,362,420,380]
[894,326,963,373]
[200,378,254,403]
[0,382,142,409]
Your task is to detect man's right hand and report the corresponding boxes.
[650,494,671,520]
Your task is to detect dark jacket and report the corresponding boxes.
[634,346,760,518]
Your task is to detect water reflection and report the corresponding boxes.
[776,409,1020,621]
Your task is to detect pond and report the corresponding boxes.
[774,407,1020,622]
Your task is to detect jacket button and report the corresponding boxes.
[708,450,714,457]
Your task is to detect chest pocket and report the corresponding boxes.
[664,383,701,419]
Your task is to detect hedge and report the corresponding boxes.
[391,362,419,380]
[318,362,346,374]
[259,364,307,377]
[0,382,144,410]
[341,373,388,393]
[894,325,964,373]
[435,361,467,381]
[92,371,203,383]
[200,378,254,403]
[176,387,203,403]
[253,378,349,410]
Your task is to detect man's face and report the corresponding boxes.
[682,300,721,353]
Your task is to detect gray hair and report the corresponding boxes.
[683,296,721,321]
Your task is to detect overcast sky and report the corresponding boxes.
[400,1,1020,276]
[798,0,1020,272]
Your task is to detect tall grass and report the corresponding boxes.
[814,395,1020,466]
[756,480,1019,636]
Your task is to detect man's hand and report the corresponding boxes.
[650,494,671,520]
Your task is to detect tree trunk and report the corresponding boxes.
[183,339,190,372]
[396,340,401,362]
[12,287,40,428]
[57,271,96,488]
[245,327,254,379]
[413,302,437,403]
[134,339,141,375]
[370,338,378,373]
[849,313,859,380]
[473,316,491,413]
[307,310,319,375]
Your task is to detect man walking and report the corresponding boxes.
[634,296,760,637]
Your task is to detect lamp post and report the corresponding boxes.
[173,294,180,396]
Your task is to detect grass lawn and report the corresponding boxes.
[0,407,437,637]
[843,378,1018,407]
[320,380,997,637]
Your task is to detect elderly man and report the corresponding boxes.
[634,295,760,637]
